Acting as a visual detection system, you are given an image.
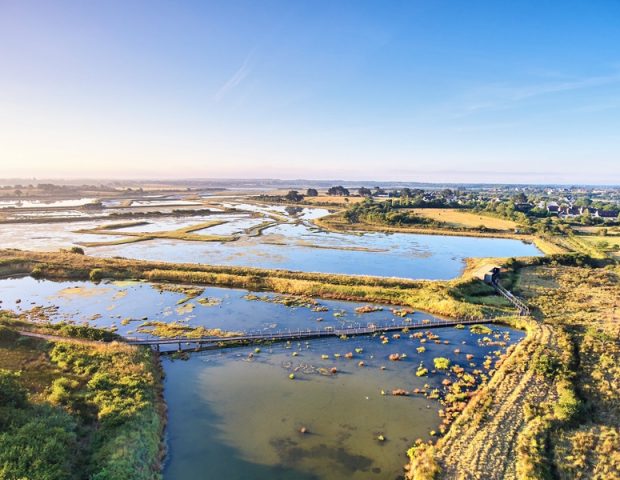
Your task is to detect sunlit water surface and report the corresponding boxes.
[0,204,541,279]
[0,277,524,480]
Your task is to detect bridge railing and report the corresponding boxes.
[492,280,530,316]
[126,317,491,346]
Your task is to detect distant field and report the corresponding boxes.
[572,225,620,235]
[578,235,620,246]
[304,195,366,205]
[577,234,620,258]
[411,208,518,231]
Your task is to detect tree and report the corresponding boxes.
[327,186,350,196]
[574,197,592,207]
[358,187,372,197]
[306,188,318,197]
[580,210,593,225]
[285,190,304,202]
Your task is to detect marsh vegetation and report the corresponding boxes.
[0,316,164,480]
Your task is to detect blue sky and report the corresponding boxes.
[1,1,619,183]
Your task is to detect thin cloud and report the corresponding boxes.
[214,49,256,102]
[456,70,620,116]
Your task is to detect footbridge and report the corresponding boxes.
[492,280,530,316]
[126,317,493,353]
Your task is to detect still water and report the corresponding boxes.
[0,205,541,279]
[163,327,523,480]
[0,277,441,339]
[0,277,524,479]
[92,224,541,280]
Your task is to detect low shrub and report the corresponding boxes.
[89,268,105,282]
[0,325,19,342]
[533,354,561,379]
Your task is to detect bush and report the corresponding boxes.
[70,246,85,255]
[407,442,441,479]
[31,265,44,278]
[533,354,561,378]
[89,268,105,282]
[0,406,77,480]
[469,324,492,335]
[0,325,19,343]
[57,324,119,342]
[0,369,27,409]
[49,377,80,406]
[516,415,553,480]
[554,381,582,422]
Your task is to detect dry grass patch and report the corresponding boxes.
[408,264,620,480]
[576,235,620,258]
[303,195,366,205]
[411,208,518,231]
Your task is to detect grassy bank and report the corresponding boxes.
[75,220,236,247]
[406,262,619,480]
[0,315,165,480]
[515,264,620,479]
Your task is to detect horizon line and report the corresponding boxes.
[0,176,618,188]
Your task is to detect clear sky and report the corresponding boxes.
[1,1,619,184]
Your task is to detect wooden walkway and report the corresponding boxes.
[492,280,530,316]
[126,317,493,353]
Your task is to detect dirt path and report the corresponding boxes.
[17,330,110,347]
[432,322,557,479]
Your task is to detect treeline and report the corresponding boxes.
[342,200,437,226]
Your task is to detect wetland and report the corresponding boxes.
[0,276,523,480]
[0,200,541,280]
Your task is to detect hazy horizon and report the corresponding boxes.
[1,1,619,183]
[1,175,618,188]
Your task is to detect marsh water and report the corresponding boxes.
[162,324,524,480]
[0,203,542,279]
[96,223,540,279]
[0,277,440,339]
[0,276,524,480]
